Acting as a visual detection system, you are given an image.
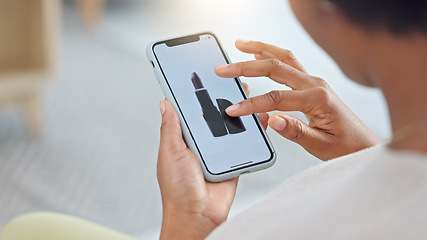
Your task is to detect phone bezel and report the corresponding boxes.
[150,32,276,178]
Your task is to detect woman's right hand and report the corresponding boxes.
[215,40,381,160]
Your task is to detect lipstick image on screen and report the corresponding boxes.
[216,98,246,134]
[191,72,228,137]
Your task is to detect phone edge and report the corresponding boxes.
[146,32,277,182]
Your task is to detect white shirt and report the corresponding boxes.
[207,145,427,239]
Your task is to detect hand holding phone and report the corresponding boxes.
[147,32,276,182]
[157,99,239,240]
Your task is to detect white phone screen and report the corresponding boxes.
[153,33,274,174]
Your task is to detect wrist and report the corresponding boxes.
[160,207,219,240]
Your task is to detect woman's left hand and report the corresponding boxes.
[157,83,267,240]
[157,100,237,240]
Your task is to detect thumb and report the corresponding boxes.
[268,113,328,152]
[159,100,187,154]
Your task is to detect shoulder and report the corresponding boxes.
[271,144,386,194]
[207,145,427,240]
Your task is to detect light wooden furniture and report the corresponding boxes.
[75,0,106,29]
[0,0,60,134]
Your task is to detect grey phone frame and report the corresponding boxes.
[146,32,276,182]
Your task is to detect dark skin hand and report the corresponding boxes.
[215,40,381,160]
[157,40,380,240]
[158,84,267,240]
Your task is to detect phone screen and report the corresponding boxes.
[153,33,274,175]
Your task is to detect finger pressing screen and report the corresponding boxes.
[225,90,315,117]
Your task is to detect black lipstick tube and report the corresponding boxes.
[191,72,228,137]
[216,98,246,134]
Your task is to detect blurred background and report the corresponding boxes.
[0,0,391,239]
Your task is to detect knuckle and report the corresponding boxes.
[265,90,284,107]
[235,61,244,68]
[159,142,186,160]
[245,97,257,108]
[287,65,300,76]
[160,120,168,131]
[266,58,285,72]
[232,62,247,76]
[313,87,332,104]
[160,119,179,135]
[312,76,329,88]
[281,49,296,61]
[287,118,306,140]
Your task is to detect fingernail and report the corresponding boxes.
[159,100,166,115]
[236,39,250,44]
[215,64,229,71]
[225,104,240,115]
[270,116,287,131]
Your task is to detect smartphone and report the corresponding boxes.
[147,32,276,182]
